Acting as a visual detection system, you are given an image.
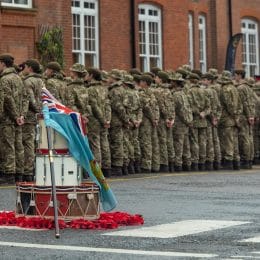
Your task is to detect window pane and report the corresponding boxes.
[2,0,12,3]
[150,57,158,68]
[14,0,28,4]
[140,57,146,72]
[73,53,81,64]
[85,53,95,67]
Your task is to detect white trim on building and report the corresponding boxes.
[198,15,207,73]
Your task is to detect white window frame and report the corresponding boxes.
[241,18,259,77]
[71,0,99,67]
[138,4,162,72]
[198,15,207,73]
[188,13,194,69]
[1,0,32,8]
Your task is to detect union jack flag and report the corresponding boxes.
[41,87,86,136]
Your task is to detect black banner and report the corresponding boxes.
[225,33,243,73]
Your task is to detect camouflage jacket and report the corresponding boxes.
[205,85,222,124]
[124,86,142,123]
[108,81,129,127]
[237,81,255,122]
[172,88,193,132]
[23,73,45,124]
[65,78,90,117]
[187,84,210,128]
[219,83,242,127]
[45,72,66,103]
[139,87,159,125]
[0,67,28,125]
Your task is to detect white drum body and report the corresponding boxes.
[35,155,82,186]
[36,117,68,152]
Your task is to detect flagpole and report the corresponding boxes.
[46,126,60,239]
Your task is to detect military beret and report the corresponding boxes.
[150,66,162,76]
[181,64,192,72]
[87,67,101,81]
[129,68,142,76]
[157,71,169,82]
[140,74,153,85]
[143,72,155,78]
[170,72,184,82]
[46,61,61,72]
[133,74,141,83]
[0,53,14,66]
[192,69,202,79]
[187,72,200,80]
[70,63,87,74]
[24,59,41,73]
[218,70,233,84]
[201,73,214,81]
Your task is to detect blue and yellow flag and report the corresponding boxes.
[42,89,117,212]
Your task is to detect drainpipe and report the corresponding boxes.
[130,0,136,68]
[228,0,233,38]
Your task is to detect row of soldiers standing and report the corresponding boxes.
[0,53,259,184]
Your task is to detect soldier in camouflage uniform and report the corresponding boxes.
[170,73,193,172]
[0,54,28,184]
[218,71,242,170]
[187,73,210,171]
[252,80,260,163]
[122,74,142,174]
[201,73,222,170]
[108,70,130,176]
[234,70,255,169]
[22,59,44,181]
[154,71,175,172]
[44,62,66,103]
[139,75,159,173]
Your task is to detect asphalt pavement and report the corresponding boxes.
[0,168,260,259]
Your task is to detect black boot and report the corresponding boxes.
[141,168,151,173]
[102,168,111,178]
[0,174,15,185]
[15,175,23,182]
[240,160,250,169]
[22,175,34,182]
[182,164,191,172]
[213,161,221,170]
[198,163,205,171]
[122,164,129,175]
[191,163,198,172]
[205,161,213,171]
[174,165,182,172]
[233,161,240,170]
[159,164,169,173]
[111,166,123,176]
[168,162,175,173]
[222,160,233,170]
[128,161,135,174]
[134,161,141,173]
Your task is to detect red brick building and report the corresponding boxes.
[0,0,260,77]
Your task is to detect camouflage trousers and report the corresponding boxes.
[173,127,190,167]
[253,121,260,159]
[167,127,175,164]
[157,120,168,166]
[190,127,207,164]
[0,124,24,174]
[123,127,134,166]
[219,126,240,161]
[109,125,124,167]
[238,123,253,161]
[139,118,153,170]
[22,124,36,175]
[206,126,221,163]
[152,126,160,172]
[133,127,141,162]
[100,128,111,169]
[88,119,102,165]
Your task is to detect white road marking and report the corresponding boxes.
[240,236,260,243]
[0,241,217,258]
[231,257,260,259]
[0,226,45,231]
[104,220,250,238]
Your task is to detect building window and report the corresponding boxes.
[138,4,162,72]
[188,13,194,69]
[241,19,259,77]
[198,15,207,73]
[71,0,99,67]
[1,0,32,8]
